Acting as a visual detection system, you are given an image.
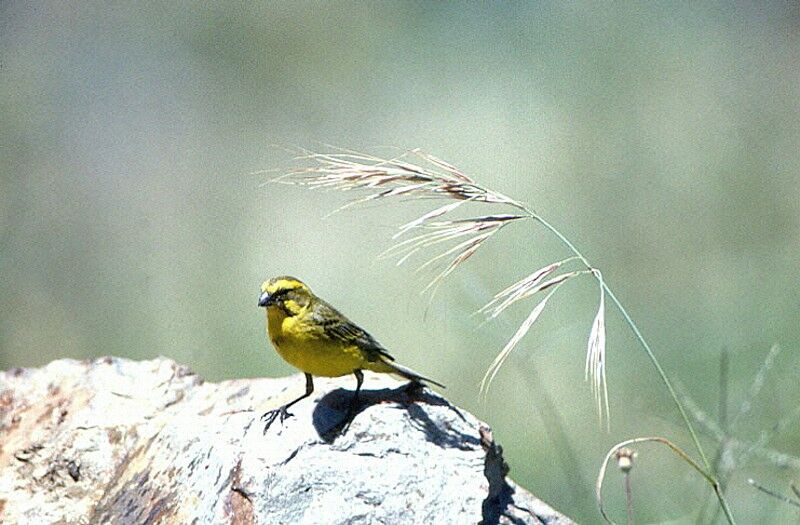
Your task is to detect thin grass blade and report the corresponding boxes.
[480,284,564,398]
[586,271,609,429]
[732,343,781,428]
[480,258,578,319]
[394,199,473,238]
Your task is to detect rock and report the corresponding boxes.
[0,357,575,525]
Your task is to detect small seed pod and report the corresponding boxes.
[615,447,637,473]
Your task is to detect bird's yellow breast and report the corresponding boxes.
[266,307,367,377]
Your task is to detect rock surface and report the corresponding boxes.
[0,357,575,525]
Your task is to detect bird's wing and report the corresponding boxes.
[310,299,395,362]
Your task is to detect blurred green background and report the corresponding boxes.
[2,2,799,522]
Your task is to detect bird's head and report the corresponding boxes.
[258,276,312,314]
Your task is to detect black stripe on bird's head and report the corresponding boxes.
[258,276,312,310]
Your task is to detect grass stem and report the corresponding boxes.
[526,211,734,524]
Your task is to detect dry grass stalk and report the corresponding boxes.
[480,284,563,398]
[614,448,637,525]
[278,148,518,207]
[731,343,782,428]
[747,479,800,510]
[586,269,609,428]
[275,147,610,425]
[479,258,578,319]
[596,437,717,524]
[381,214,526,294]
[678,344,800,476]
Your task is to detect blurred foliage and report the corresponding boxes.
[2,2,799,522]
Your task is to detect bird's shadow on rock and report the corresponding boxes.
[312,383,481,449]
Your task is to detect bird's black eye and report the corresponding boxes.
[272,288,291,301]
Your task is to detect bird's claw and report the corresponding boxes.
[261,406,295,434]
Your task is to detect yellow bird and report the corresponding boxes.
[258,276,444,432]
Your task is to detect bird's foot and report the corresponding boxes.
[261,405,295,434]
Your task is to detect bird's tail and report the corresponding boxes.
[367,359,445,389]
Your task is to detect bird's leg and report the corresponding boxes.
[338,369,364,431]
[261,373,314,434]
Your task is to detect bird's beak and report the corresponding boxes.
[258,291,271,307]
